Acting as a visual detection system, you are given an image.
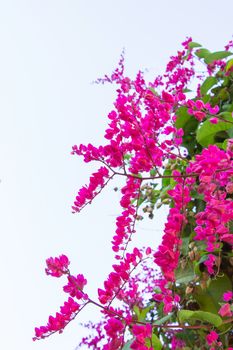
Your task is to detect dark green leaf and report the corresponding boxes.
[222,103,233,112]
[175,261,195,284]
[217,87,230,101]
[190,190,204,200]
[175,107,199,135]
[194,274,232,314]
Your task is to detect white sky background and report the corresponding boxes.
[0,1,232,349]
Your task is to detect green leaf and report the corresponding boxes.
[196,113,233,147]
[150,169,156,177]
[154,313,173,326]
[137,195,146,207]
[222,103,233,112]
[200,76,218,95]
[190,190,204,200]
[194,274,232,314]
[175,261,195,284]
[183,88,192,93]
[175,107,198,135]
[227,127,233,138]
[195,48,211,59]
[180,236,190,255]
[124,154,131,161]
[162,169,172,188]
[221,139,228,150]
[226,58,233,71]
[133,305,140,318]
[145,334,162,350]
[198,254,209,264]
[217,87,230,101]
[178,310,222,327]
[205,51,233,64]
[188,42,202,49]
[133,303,155,322]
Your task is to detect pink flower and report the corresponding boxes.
[209,117,218,124]
[45,255,70,277]
[204,254,216,275]
[131,324,152,349]
[72,167,110,213]
[218,303,232,317]
[63,274,88,300]
[223,291,233,302]
[193,110,206,121]
[208,105,219,114]
[162,90,175,103]
[104,317,124,337]
[206,331,219,345]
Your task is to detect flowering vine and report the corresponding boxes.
[34,38,233,349]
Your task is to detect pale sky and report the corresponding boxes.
[0,1,232,350]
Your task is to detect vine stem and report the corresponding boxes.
[97,158,232,182]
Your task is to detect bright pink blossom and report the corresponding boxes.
[33,297,80,340]
[45,255,70,277]
[223,291,233,302]
[218,303,232,317]
[206,331,219,346]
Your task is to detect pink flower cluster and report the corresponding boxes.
[154,176,192,281]
[98,248,143,305]
[72,166,110,213]
[63,274,88,300]
[45,254,70,277]
[187,99,219,121]
[164,38,195,91]
[131,324,153,350]
[35,39,233,349]
[171,334,186,350]
[218,290,233,318]
[33,297,80,340]
[206,331,222,349]
[112,177,142,254]
[103,317,125,349]
[187,145,233,273]
[71,42,197,261]
[152,278,180,313]
[34,256,88,340]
